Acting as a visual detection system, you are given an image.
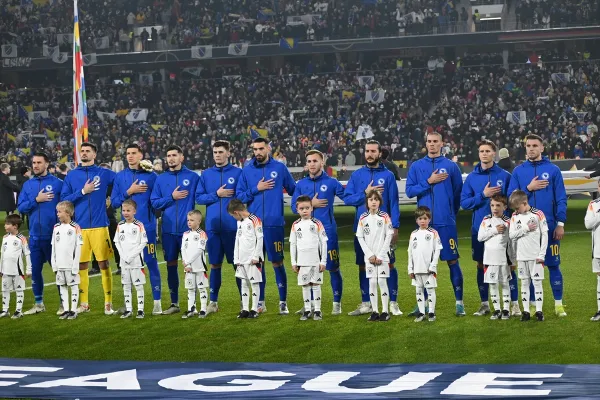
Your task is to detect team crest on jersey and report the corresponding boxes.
[270,171,278,179]
[541,172,550,180]
[439,168,447,174]
[132,228,138,235]
[310,225,316,233]
[302,274,309,283]
[13,241,18,247]
[528,217,536,225]
[425,234,432,241]
[377,220,383,227]
[139,180,146,186]
[93,175,101,183]
[496,180,503,187]
[45,185,53,192]
[320,185,327,192]
[228,177,235,184]
[246,224,252,231]
[377,178,385,185]
[182,179,190,187]
[193,235,199,241]
[67,230,73,236]
[367,266,374,275]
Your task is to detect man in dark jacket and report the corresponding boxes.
[381,148,402,181]
[57,164,69,181]
[0,163,19,216]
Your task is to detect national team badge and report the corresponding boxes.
[270,171,278,179]
[182,179,190,186]
[228,177,235,184]
[541,172,550,180]
[377,178,385,185]
[320,185,327,192]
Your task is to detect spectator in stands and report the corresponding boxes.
[498,148,514,173]
[57,164,69,181]
[0,163,19,216]
[112,154,124,173]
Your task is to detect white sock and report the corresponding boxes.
[489,283,500,312]
[597,275,600,312]
[378,278,389,313]
[416,287,425,314]
[198,288,208,312]
[154,300,161,306]
[241,279,250,311]
[251,282,260,312]
[369,278,378,313]
[187,289,196,311]
[555,299,563,306]
[521,278,530,312]
[302,285,311,310]
[501,283,511,311]
[312,285,322,312]
[533,279,543,313]
[427,288,436,314]
[15,290,24,312]
[2,291,9,312]
[481,301,489,307]
[123,284,132,312]
[59,285,69,312]
[71,285,79,312]
[135,285,144,313]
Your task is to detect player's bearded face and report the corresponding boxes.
[31,157,47,175]
[364,145,380,166]
[166,151,182,168]
[80,148,95,163]
[253,145,268,162]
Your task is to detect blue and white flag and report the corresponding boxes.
[356,124,374,139]
[1,44,17,58]
[357,76,374,87]
[551,73,570,84]
[228,42,248,56]
[365,90,385,104]
[125,108,148,123]
[506,111,527,125]
[191,45,212,59]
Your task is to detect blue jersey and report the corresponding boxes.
[17,174,63,240]
[460,163,511,233]
[111,168,158,232]
[343,164,400,229]
[406,155,463,226]
[60,165,116,229]
[150,166,199,235]
[507,157,567,227]
[196,163,241,232]
[291,171,345,232]
[236,157,296,227]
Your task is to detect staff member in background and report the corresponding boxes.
[0,163,19,216]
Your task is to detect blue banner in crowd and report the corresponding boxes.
[0,358,598,399]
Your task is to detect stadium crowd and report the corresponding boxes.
[1,0,599,57]
[0,51,599,175]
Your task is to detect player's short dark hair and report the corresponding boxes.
[305,149,324,160]
[166,145,183,154]
[227,199,247,213]
[81,142,97,153]
[252,137,269,145]
[509,190,528,209]
[296,195,312,206]
[58,163,68,172]
[490,194,507,206]
[122,199,137,210]
[126,143,143,153]
[365,140,381,152]
[414,206,432,220]
[20,166,30,175]
[365,189,383,207]
[213,140,230,151]
[99,163,111,169]
[32,152,50,163]
[479,139,497,152]
[5,214,22,228]
[524,134,544,145]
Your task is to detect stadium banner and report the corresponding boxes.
[191,45,213,59]
[57,33,74,45]
[42,44,59,58]
[28,110,48,122]
[365,89,385,104]
[52,52,69,64]
[506,111,527,125]
[139,73,153,86]
[83,53,97,66]
[0,357,597,399]
[94,36,110,49]
[1,44,18,58]
[95,110,116,121]
[126,108,148,123]
[227,42,248,56]
[357,75,374,87]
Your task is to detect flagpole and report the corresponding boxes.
[73,0,88,165]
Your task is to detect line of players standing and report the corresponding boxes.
[13,132,569,319]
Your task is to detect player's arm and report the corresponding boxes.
[130,226,149,263]
[407,234,414,275]
[451,163,463,215]
[460,175,485,210]
[342,174,366,206]
[317,221,328,267]
[150,179,175,211]
[507,169,529,197]
[430,231,442,273]
[233,232,240,266]
[252,219,264,262]
[356,219,374,259]
[334,179,347,203]
[584,202,600,230]
[51,228,58,273]
[405,165,430,199]
[538,213,549,261]
[21,237,32,276]
[477,218,496,242]
[553,169,567,225]
[505,224,516,266]
[113,227,125,263]
[289,224,298,267]
[17,183,37,214]
[378,215,393,261]
[508,215,526,240]
[235,171,256,204]
[290,184,301,214]
[386,177,400,229]
[282,165,296,196]
[185,233,205,266]
[195,174,219,205]
[60,176,85,204]
[110,174,127,210]
[72,227,83,274]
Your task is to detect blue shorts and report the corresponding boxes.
[29,237,53,268]
[433,224,460,261]
[325,230,340,271]
[263,226,284,263]
[207,230,236,265]
[354,237,396,266]
[162,233,183,263]
[144,230,158,264]
[471,233,484,263]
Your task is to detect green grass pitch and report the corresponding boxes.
[0,200,598,365]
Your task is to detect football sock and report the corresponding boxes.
[15,290,23,312]
[449,262,464,301]
[259,265,266,302]
[489,283,500,312]
[31,263,44,303]
[533,279,543,313]
[388,267,398,302]
[502,283,511,311]
[369,278,379,313]
[241,279,250,311]
[427,288,436,314]
[71,285,79,312]
[312,285,322,312]
[199,287,208,313]
[378,278,389,314]
[167,265,179,304]
[209,267,222,302]
[135,284,144,313]
[79,269,89,305]
[477,267,489,302]
[597,275,600,311]
[251,282,260,312]
[359,268,370,303]
[521,278,531,312]
[509,270,518,302]
[548,265,563,303]
[235,276,242,298]
[302,285,311,310]
[123,284,132,312]
[187,289,195,312]
[273,265,287,302]
[329,269,343,303]
[59,285,69,313]
[101,267,112,304]
[416,287,425,315]
[145,256,161,301]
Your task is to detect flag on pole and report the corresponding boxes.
[73,0,88,164]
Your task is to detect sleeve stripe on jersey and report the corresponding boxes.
[359,212,369,220]
[249,214,262,227]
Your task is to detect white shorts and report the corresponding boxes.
[484,265,511,284]
[366,262,389,279]
[184,271,208,290]
[297,266,323,286]
[517,260,544,280]
[55,270,80,287]
[121,268,147,286]
[593,259,600,273]
[1,275,25,292]
[411,273,437,288]
[235,264,263,283]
